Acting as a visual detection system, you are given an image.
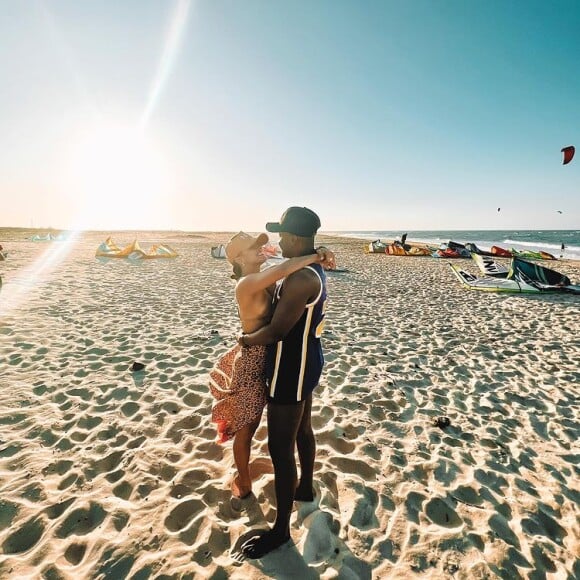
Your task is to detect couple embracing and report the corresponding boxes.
[209,206,333,558]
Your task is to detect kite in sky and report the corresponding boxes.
[561,146,575,165]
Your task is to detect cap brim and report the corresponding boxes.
[250,232,269,248]
[265,222,282,233]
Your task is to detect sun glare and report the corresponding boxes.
[68,124,172,230]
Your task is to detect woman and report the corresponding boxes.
[209,231,334,499]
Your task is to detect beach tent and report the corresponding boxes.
[96,237,178,259]
[211,244,227,259]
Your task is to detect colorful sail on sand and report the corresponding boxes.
[451,257,580,294]
[365,239,433,256]
[96,237,178,259]
[471,253,510,278]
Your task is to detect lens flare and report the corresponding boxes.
[140,0,192,130]
[0,233,79,319]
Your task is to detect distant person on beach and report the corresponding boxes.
[238,207,329,559]
[209,228,334,501]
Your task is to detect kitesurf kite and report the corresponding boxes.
[561,146,575,165]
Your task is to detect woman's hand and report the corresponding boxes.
[316,246,336,270]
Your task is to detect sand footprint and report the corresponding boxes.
[301,511,339,565]
[120,401,139,417]
[488,513,520,549]
[56,503,107,538]
[2,516,45,554]
[449,485,484,508]
[424,497,462,528]
[95,551,136,579]
[164,498,205,532]
[329,456,378,481]
[0,500,20,532]
[64,542,87,565]
[192,524,230,565]
[521,506,567,546]
[20,483,46,503]
[42,460,74,477]
[404,491,427,525]
[182,391,203,407]
[45,498,75,520]
[166,415,202,444]
[349,484,379,531]
[169,484,193,499]
[89,450,125,477]
[112,481,133,501]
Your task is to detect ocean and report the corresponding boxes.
[328,230,580,260]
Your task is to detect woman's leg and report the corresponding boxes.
[231,417,261,498]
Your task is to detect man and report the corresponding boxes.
[239,206,328,558]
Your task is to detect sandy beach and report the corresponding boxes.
[0,229,578,579]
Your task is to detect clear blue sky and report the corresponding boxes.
[1,0,579,230]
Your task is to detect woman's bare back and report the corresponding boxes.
[236,284,275,333]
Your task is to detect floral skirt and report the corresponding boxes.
[209,344,267,443]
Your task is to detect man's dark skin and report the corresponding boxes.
[240,231,321,558]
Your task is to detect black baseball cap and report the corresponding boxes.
[265,206,321,237]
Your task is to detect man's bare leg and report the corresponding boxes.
[232,418,260,499]
[242,400,305,558]
[295,393,315,501]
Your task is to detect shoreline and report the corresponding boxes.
[2,227,579,263]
